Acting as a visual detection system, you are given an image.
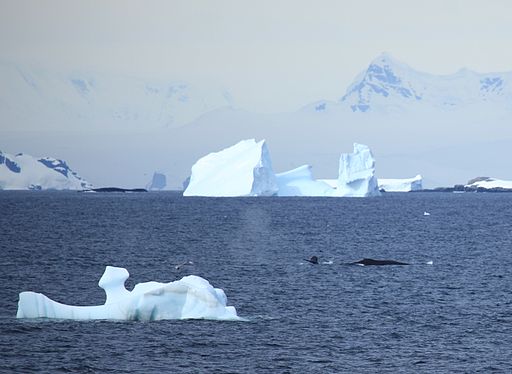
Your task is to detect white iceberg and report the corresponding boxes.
[378,174,423,192]
[16,266,241,321]
[334,143,381,197]
[276,165,334,196]
[183,139,278,197]
[182,140,382,197]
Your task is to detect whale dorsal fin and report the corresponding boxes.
[98,266,131,304]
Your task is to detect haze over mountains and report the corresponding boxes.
[1,53,511,189]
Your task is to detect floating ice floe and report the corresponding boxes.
[16,266,241,321]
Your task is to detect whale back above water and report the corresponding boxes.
[352,258,409,266]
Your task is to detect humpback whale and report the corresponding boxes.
[351,258,409,266]
[304,256,319,264]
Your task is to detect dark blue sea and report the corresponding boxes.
[1,191,512,373]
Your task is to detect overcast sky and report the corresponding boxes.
[2,0,512,112]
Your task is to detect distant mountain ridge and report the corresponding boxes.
[0,62,234,130]
[0,150,91,190]
[340,53,512,112]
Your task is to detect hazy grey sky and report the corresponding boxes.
[2,0,512,111]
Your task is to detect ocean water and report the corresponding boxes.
[1,191,512,373]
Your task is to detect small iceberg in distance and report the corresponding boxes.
[424,211,431,216]
[16,266,241,321]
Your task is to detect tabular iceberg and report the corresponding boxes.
[378,174,423,192]
[276,165,334,196]
[334,143,380,197]
[16,266,241,321]
[183,139,278,197]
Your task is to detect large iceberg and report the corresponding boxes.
[0,150,91,190]
[276,165,334,196]
[183,139,278,197]
[16,266,241,321]
[183,140,383,197]
[334,143,381,197]
[378,174,423,192]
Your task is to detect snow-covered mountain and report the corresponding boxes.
[0,62,234,130]
[2,54,512,189]
[340,52,512,113]
[0,150,91,190]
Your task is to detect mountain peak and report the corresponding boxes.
[341,54,511,113]
[341,53,420,112]
[370,52,401,66]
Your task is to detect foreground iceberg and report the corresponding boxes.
[378,174,423,192]
[276,165,334,196]
[183,139,278,197]
[16,266,241,321]
[334,143,380,197]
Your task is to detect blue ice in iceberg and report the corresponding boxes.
[16,266,241,321]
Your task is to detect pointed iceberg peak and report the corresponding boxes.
[335,143,380,197]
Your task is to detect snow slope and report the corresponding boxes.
[465,177,512,190]
[0,150,91,190]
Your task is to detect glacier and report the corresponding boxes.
[184,140,380,197]
[183,139,279,197]
[16,266,241,321]
[0,150,91,190]
[378,174,423,192]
